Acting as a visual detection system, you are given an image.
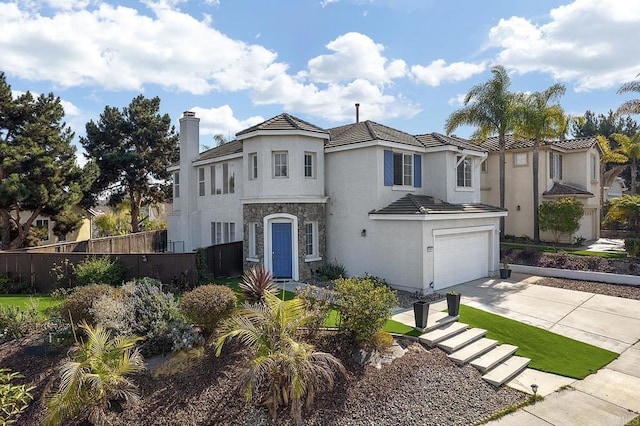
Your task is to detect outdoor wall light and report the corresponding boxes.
[361,229,366,237]
[517,205,521,211]
[427,246,433,252]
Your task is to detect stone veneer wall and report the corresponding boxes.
[243,203,326,280]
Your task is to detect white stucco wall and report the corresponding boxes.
[424,151,482,204]
[242,134,326,199]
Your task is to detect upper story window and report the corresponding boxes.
[173,172,180,198]
[514,152,528,167]
[248,153,258,180]
[211,163,235,195]
[384,150,421,188]
[304,152,316,178]
[35,219,50,241]
[456,156,472,187]
[591,154,597,181]
[550,152,563,180]
[481,159,488,173]
[211,221,236,245]
[198,167,205,196]
[273,151,288,178]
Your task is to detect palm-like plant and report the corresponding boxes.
[617,76,640,116]
[215,292,345,423]
[44,322,144,426]
[239,265,278,304]
[513,84,567,242]
[610,132,640,194]
[445,65,517,237]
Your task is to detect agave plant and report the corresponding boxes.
[215,292,345,423]
[44,321,144,426]
[239,266,278,304]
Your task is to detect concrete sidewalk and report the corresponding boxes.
[443,274,640,425]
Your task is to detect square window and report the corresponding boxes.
[393,152,413,186]
[273,152,288,177]
[514,152,528,167]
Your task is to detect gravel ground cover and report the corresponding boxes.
[529,276,640,300]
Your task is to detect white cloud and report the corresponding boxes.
[487,0,640,91]
[447,93,467,107]
[320,0,339,7]
[190,105,264,137]
[411,59,487,87]
[305,32,407,85]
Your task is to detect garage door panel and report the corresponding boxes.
[434,231,488,290]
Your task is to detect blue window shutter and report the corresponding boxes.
[384,150,393,186]
[414,154,422,188]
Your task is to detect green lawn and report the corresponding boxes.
[502,243,625,259]
[0,294,62,317]
[457,305,618,379]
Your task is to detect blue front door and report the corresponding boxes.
[272,223,293,278]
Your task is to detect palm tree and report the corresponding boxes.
[445,65,517,237]
[596,135,628,204]
[513,84,567,242]
[44,322,144,426]
[617,76,640,116]
[610,132,640,194]
[215,292,345,423]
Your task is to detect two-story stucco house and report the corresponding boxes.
[168,111,506,293]
[478,136,602,243]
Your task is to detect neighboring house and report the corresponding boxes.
[478,136,602,243]
[606,176,628,201]
[168,111,506,292]
[12,207,95,245]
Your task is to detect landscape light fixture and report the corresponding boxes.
[531,383,539,401]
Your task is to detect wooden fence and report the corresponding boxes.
[205,241,243,278]
[0,252,197,293]
[20,230,168,254]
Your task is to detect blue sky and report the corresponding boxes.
[2,0,640,159]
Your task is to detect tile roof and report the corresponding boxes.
[416,133,487,152]
[326,120,423,148]
[542,182,594,197]
[478,135,598,152]
[370,194,506,215]
[236,113,328,136]
[197,139,243,161]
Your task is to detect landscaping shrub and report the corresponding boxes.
[624,238,640,258]
[180,285,237,335]
[239,266,277,304]
[0,369,34,425]
[371,329,394,351]
[49,258,75,289]
[90,294,134,336]
[334,276,398,346]
[121,278,201,356]
[0,304,39,343]
[59,284,116,325]
[318,261,346,280]
[295,285,333,337]
[74,256,125,286]
[0,273,30,294]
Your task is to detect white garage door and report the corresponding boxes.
[434,231,489,290]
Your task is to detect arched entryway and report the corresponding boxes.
[263,213,299,280]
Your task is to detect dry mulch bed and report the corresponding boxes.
[529,277,640,300]
[7,334,526,426]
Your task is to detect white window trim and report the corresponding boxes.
[263,213,299,281]
[393,151,413,187]
[248,152,258,180]
[456,155,473,188]
[247,222,259,261]
[303,221,321,261]
[550,152,563,181]
[481,159,488,173]
[272,151,289,178]
[198,167,205,196]
[304,152,316,179]
[590,154,598,182]
[513,152,528,167]
[173,172,180,198]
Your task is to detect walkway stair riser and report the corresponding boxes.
[447,338,498,365]
[470,344,519,373]
[482,355,531,387]
[419,322,468,347]
[437,328,487,353]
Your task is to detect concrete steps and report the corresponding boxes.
[448,338,498,365]
[470,344,519,373]
[391,310,458,333]
[482,355,531,387]
[419,321,468,346]
[437,328,487,353]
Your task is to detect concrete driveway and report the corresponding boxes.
[445,274,640,425]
